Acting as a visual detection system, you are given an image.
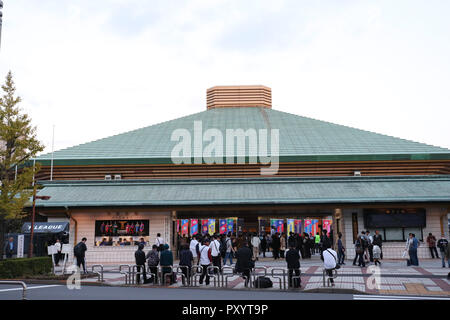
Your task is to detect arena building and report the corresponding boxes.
[30,85,450,264]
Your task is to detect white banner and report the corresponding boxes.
[17,234,24,258]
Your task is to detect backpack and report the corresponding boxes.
[73,243,82,256]
[253,276,273,288]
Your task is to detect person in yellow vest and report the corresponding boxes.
[314,232,321,255]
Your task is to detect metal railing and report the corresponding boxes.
[271,268,287,290]
[251,266,268,288]
[119,264,131,285]
[322,268,338,287]
[191,265,203,287]
[91,264,104,282]
[174,265,189,287]
[206,266,221,287]
[0,281,27,300]
[160,265,174,286]
[287,268,301,289]
[221,266,235,288]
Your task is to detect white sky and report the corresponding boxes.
[1,0,449,155]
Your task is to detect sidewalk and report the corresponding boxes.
[69,255,450,297]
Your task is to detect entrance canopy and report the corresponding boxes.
[22,222,69,234]
[32,175,450,208]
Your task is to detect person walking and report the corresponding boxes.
[366,230,374,262]
[353,235,365,267]
[336,232,345,265]
[155,233,165,252]
[134,243,148,284]
[373,244,382,266]
[223,232,234,266]
[189,234,200,265]
[74,237,88,273]
[286,245,301,288]
[260,233,267,258]
[4,237,14,258]
[251,232,261,261]
[272,233,280,260]
[235,241,253,287]
[146,244,160,284]
[179,244,193,286]
[321,243,338,286]
[408,233,419,266]
[373,230,383,260]
[54,239,62,266]
[302,233,311,259]
[198,239,212,286]
[427,233,440,259]
[210,234,222,275]
[437,234,449,268]
[314,232,321,255]
[160,244,174,284]
[280,233,287,258]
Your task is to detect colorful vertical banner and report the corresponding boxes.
[304,219,312,235]
[181,219,189,236]
[322,218,332,235]
[176,220,180,234]
[219,219,227,234]
[208,219,216,235]
[190,219,199,236]
[201,219,209,235]
[294,219,302,234]
[311,219,319,236]
[226,219,234,234]
[270,219,284,233]
[287,219,295,235]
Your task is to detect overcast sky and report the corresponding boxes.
[1,0,449,155]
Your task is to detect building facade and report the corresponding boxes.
[30,85,450,264]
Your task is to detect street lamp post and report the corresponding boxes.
[28,184,51,258]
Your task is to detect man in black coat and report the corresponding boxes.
[134,243,148,284]
[74,237,88,273]
[271,233,280,260]
[286,245,301,288]
[235,242,253,287]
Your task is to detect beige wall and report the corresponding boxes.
[343,207,449,260]
[66,210,171,264]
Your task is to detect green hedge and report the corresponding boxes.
[0,257,52,279]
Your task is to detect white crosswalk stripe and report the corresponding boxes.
[353,294,450,300]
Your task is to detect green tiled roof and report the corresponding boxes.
[34,176,450,207]
[35,107,450,165]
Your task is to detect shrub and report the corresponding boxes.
[0,257,52,279]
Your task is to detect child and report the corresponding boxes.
[373,244,382,266]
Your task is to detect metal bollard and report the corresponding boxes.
[132,265,147,285]
[252,266,268,289]
[119,264,131,285]
[0,281,27,300]
[160,265,174,286]
[91,264,104,282]
[146,265,157,285]
[191,265,203,287]
[175,265,189,287]
[287,268,301,289]
[323,268,338,287]
[271,268,287,290]
[207,266,221,288]
[221,266,234,288]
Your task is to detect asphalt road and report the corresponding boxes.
[1,284,449,301]
[0,284,354,300]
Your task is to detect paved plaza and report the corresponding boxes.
[64,255,450,297]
